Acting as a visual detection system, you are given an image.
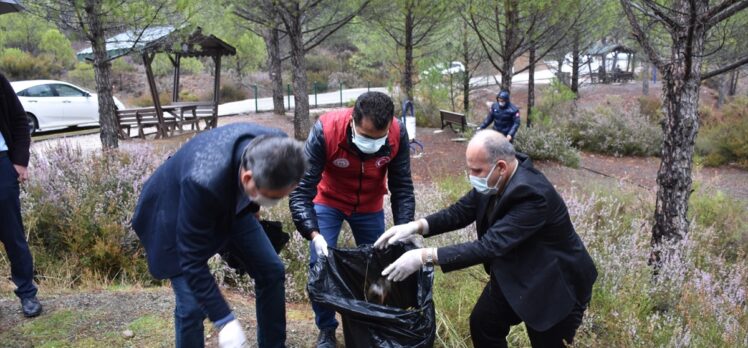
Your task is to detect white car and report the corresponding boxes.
[10,80,126,134]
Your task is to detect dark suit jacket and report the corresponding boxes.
[131,123,286,322]
[0,73,30,166]
[425,154,597,331]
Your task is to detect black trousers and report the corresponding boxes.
[0,155,37,299]
[470,278,585,348]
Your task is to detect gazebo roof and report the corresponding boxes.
[76,26,174,61]
[586,42,636,56]
[142,27,236,57]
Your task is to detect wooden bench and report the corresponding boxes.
[163,103,216,131]
[439,109,467,133]
[193,104,217,130]
[115,107,178,139]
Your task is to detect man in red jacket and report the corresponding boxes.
[0,72,42,318]
[289,91,415,347]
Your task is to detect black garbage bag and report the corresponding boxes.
[308,243,435,348]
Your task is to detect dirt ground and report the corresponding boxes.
[2,82,746,347]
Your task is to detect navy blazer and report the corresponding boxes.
[132,123,286,322]
[426,154,597,331]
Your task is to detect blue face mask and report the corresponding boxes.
[352,124,388,154]
[469,162,503,195]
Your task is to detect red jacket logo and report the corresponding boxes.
[333,158,350,168]
[375,157,391,168]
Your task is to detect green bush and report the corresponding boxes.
[534,78,577,126]
[179,90,200,102]
[180,57,204,75]
[22,144,163,286]
[0,48,61,80]
[219,83,247,103]
[39,29,75,69]
[689,183,748,261]
[306,53,339,93]
[562,105,662,157]
[514,126,581,167]
[151,55,203,77]
[638,96,663,123]
[129,91,171,107]
[66,62,96,90]
[414,72,452,128]
[695,97,748,168]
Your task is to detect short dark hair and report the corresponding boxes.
[241,136,307,190]
[352,91,394,131]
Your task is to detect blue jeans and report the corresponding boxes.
[310,204,385,330]
[0,156,37,300]
[171,211,287,348]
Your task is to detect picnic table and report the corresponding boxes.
[161,102,217,132]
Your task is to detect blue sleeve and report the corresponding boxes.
[288,121,326,240]
[387,120,415,224]
[176,179,232,323]
[480,109,494,129]
[508,109,520,137]
[214,313,236,329]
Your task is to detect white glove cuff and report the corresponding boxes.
[417,219,429,236]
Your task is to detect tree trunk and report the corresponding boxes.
[571,30,580,94]
[527,44,535,128]
[462,21,471,115]
[500,0,518,91]
[265,26,285,115]
[652,32,705,246]
[642,62,650,96]
[85,0,118,149]
[402,8,414,100]
[728,70,739,96]
[717,74,727,109]
[287,12,311,140]
[448,71,456,111]
[500,60,513,91]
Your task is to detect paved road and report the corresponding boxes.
[218,87,388,116]
[218,69,563,116]
[35,69,564,143]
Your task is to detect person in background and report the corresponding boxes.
[132,123,307,348]
[478,90,520,142]
[376,130,597,347]
[289,91,415,348]
[0,72,42,318]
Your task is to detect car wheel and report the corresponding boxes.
[27,113,38,135]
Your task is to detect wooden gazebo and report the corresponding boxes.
[586,42,636,84]
[139,27,236,138]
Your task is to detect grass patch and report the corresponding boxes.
[433,266,486,347]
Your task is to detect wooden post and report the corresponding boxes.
[171,54,181,103]
[143,52,167,138]
[212,54,221,128]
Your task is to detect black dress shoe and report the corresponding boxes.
[316,328,337,348]
[21,297,42,317]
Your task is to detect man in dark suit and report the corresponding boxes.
[0,72,42,318]
[132,123,307,348]
[375,130,597,347]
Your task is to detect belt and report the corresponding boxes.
[0,151,7,158]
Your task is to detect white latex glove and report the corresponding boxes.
[382,249,424,282]
[218,319,247,348]
[312,234,329,257]
[374,221,422,249]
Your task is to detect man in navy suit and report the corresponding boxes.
[376,130,597,347]
[132,123,307,348]
[1,72,42,318]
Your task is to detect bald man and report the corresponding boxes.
[375,130,597,347]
